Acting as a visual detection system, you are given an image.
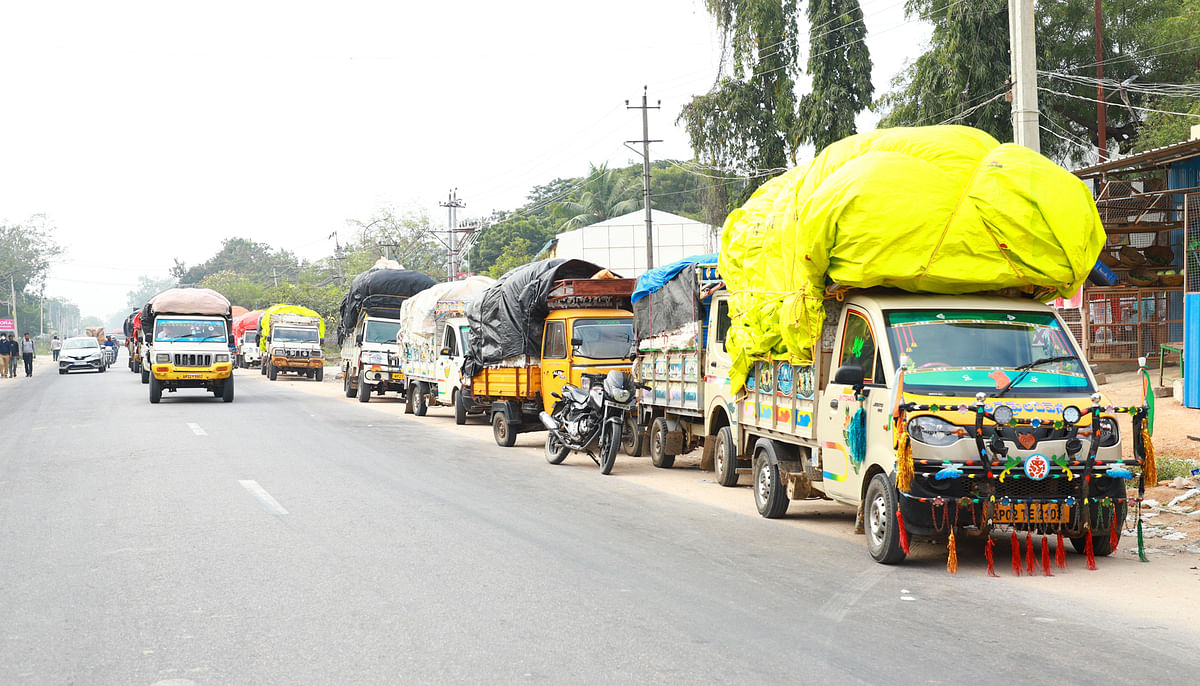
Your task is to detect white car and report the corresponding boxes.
[59,336,107,374]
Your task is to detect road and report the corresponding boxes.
[2,353,1196,685]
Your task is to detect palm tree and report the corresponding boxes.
[551,163,641,231]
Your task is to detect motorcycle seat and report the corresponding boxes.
[563,385,589,403]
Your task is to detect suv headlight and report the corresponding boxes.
[215,354,229,363]
[908,415,963,446]
[156,353,169,363]
[1096,416,1120,447]
[362,351,387,365]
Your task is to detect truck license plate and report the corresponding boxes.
[392,373,403,380]
[994,502,1070,525]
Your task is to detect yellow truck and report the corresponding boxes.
[259,305,325,381]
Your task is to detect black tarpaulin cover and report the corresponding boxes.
[338,267,437,343]
[633,263,702,339]
[464,258,605,373]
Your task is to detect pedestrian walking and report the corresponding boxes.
[0,334,11,378]
[7,335,17,378]
[20,332,35,377]
[51,335,61,361]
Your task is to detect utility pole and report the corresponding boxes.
[626,86,661,270]
[1007,0,1041,153]
[9,276,18,336]
[1094,0,1107,161]
[439,189,467,280]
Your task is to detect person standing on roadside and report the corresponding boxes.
[7,335,17,377]
[0,334,11,378]
[20,332,35,377]
[51,335,61,361]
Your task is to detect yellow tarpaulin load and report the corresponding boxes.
[719,125,1104,393]
[259,304,325,352]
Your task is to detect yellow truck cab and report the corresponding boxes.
[729,291,1150,564]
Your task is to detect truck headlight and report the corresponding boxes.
[156,354,169,363]
[215,354,229,363]
[908,415,963,446]
[362,352,387,365]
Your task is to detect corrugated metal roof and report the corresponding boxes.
[1073,136,1200,178]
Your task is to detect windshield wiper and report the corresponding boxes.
[992,355,1078,398]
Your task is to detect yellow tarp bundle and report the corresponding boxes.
[259,304,325,352]
[719,125,1104,393]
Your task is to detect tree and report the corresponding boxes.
[0,214,63,295]
[679,0,802,211]
[550,163,640,230]
[796,0,873,152]
[126,275,178,309]
[178,238,299,286]
[197,270,268,308]
[344,208,445,279]
[486,237,537,279]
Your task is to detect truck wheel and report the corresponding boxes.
[413,381,428,416]
[753,440,789,519]
[149,376,162,404]
[141,367,149,385]
[492,412,516,447]
[260,361,266,375]
[649,417,676,469]
[621,414,643,457]
[403,384,415,414]
[599,421,620,475]
[267,361,277,381]
[1070,502,1126,556]
[544,430,569,464]
[222,374,235,402]
[343,367,355,398]
[357,371,371,403]
[714,426,739,487]
[315,367,323,382]
[453,390,467,425]
[865,473,907,564]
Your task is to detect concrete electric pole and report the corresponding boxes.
[626,87,661,270]
[1008,0,1041,153]
[438,189,468,280]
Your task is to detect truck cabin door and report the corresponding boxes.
[540,320,569,413]
[436,323,458,404]
[704,295,734,422]
[816,307,891,500]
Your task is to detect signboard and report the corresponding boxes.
[0,318,14,332]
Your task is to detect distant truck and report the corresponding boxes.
[259,305,325,381]
[463,259,637,447]
[338,261,436,403]
[398,276,496,421]
[85,326,105,344]
[232,310,264,369]
[123,310,142,373]
[140,287,235,404]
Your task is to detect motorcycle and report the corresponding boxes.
[539,370,642,475]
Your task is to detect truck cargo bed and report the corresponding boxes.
[470,365,541,400]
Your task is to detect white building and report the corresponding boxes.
[551,208,718,276]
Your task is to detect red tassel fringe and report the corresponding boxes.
[1085,529,1097,570]
[1040,535,1053,576]
[985,538,998,577]
[1109,514,1120,552]
[896,509,910,555]
[1025,533,1035,576]
[1011,531,1022,576]
[1055,532,1067,569]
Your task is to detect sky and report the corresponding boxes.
[0,0,931,318]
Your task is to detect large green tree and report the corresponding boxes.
[796,0,873,152]
[550,163,640,230]
[177,238,299,286]
[0,214,63,296]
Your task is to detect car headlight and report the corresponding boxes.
[1096,416,1120,447]
[156,354,169,363]
[907,415,963,446]
[611,387,631,403]
[215,354,229,363]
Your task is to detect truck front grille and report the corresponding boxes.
[174,353,212,367]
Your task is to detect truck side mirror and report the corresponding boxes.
[832,364,864,387]
[570,337,583,347]
[355,333,363,345]
[440,347,452,356]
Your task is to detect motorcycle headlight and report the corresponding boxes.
[612,387,632,403]
[156,353,169,363]
[1096,416,1120,447]
[907,415,963,446]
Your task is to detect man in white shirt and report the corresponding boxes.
[20,332,36,377]
[51,335,62,361]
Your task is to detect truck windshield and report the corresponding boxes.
[885,310,1091,395]
[273,327,318,343]
[243,333,258,345]
[573,318,635,359]
[364,319,402,345]
[155,319,227,343]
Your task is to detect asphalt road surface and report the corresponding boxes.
[2,356,1195,685]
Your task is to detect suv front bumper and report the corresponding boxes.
[152,362,233,381]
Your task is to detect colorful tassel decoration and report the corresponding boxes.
[1025,533,1035,576]
[895,509,910,555]
[1109,511,1120,552]
[1011,532,1022,576]
[1137,518,1149,563]
[984,538,998,577]
[896,434,914,493]
[1055,531,1067,569]
[946,530,958,574]
[1085,528,1097,570]
[1140,429,1156,486]
[1040,535,1053,576]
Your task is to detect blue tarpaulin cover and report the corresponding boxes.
[631,253,718,303]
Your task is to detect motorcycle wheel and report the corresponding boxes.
[599,420,620,475]
[544,430,569,465]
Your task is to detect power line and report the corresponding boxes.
[1037,86,1200,119]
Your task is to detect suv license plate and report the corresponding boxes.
[994,502,1070,525]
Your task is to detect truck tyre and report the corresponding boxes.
[141,367,149,384]
[621,414,643,457]
[493,412,516,447]
[149,376,162,404]
[1070,502,1126,557]
[649,417,676,469]
[343,367,356,398]
[865,473,907,564]
[453,390,467,425]
[714,426,739,487]
[267,361,277,381]
[260,360,266,375]
[545,430,569,464]
[753,440,790,519]
[315,367,323,382]
[599,421,620,475]
[413,381,428,416]
[403,384,415,414]
[357,371,371,403]
[222,374,235,402]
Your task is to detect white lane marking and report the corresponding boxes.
[238,480,289,515]
[186,422,207,436]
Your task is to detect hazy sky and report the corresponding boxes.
[1,1,931,318]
